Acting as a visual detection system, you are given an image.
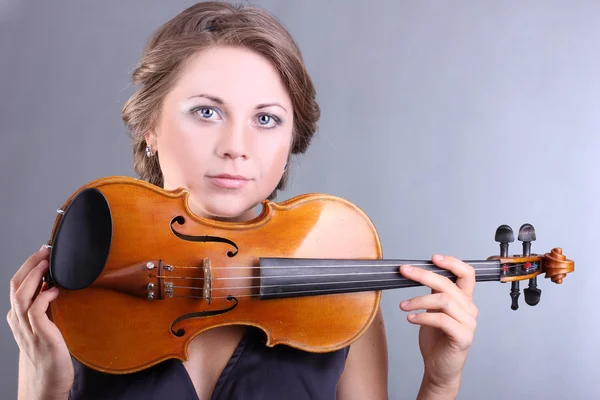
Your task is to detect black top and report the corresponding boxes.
[69,328,350,400]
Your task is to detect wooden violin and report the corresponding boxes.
[43,176,574,374]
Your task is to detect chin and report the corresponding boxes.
[199,196,259,222]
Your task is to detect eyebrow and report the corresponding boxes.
[256,103,287,113]
[188,94,288,113]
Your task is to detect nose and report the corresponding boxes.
[215,120,248,160]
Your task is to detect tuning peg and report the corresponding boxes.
[524,284,541,306]
[517,223,536,241]
[495,225,514,258]
[518,224,542,306]
[518,223,536,256]
[510,282,520,310]
[518,223,541,306]
[494,225,522,310]
[495,225,519,310]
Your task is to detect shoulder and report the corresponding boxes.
[337,307,389,399]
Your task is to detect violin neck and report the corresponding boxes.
[258,257,501,300]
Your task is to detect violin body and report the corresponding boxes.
[46,176,383,374]
[45,176,574,375]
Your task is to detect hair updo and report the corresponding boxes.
[121,1,320,199]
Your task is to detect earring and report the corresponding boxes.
[146,145,152,158]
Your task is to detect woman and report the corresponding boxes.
[7,2,478,399]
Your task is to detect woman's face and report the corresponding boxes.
[146,46,294,221]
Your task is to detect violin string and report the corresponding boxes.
[170,275,508,299]
[168,272,502,292]
[155,263,532,281]
[159,268,491,280]
[168,261,503,270]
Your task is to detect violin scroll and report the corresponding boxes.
[489,223,574,310]
[543,248,573,284]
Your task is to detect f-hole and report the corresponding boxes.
[169,296,239,337]
[169,216,239,257]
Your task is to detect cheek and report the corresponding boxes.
[257,135,291,178]
[157,117,211,182]
[162,116,198,151]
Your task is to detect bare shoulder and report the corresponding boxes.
[336,306,389,400]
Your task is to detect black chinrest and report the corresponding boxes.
[48,187,112,290]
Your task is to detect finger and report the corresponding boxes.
[27,286,60,341]
[400,292,475,327]
[10,245,50,308]
[430,254,476,296]
[13,259,50,325]
[399,263,471,310]
[407,312,475,351]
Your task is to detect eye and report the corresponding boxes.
[256,113,280,129]
[191,106,221,121]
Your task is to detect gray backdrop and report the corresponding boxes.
[2,1,598,399]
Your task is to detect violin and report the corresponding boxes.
[43,176,574,374]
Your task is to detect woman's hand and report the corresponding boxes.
[7,245,74,400]
[399,254,478,397]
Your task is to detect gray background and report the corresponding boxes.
[1,0,598,399]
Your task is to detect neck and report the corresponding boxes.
[258,257,501,299]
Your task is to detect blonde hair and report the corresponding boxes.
[121,1,320,199]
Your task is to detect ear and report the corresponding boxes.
[144,130,158,150]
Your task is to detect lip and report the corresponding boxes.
[206,174,250,189]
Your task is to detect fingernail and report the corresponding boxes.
[433,254,444,261]
[402,265,413,272]
[40,244,47,251]
[400,300,409,308]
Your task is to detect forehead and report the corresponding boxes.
[172,46,292,107]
